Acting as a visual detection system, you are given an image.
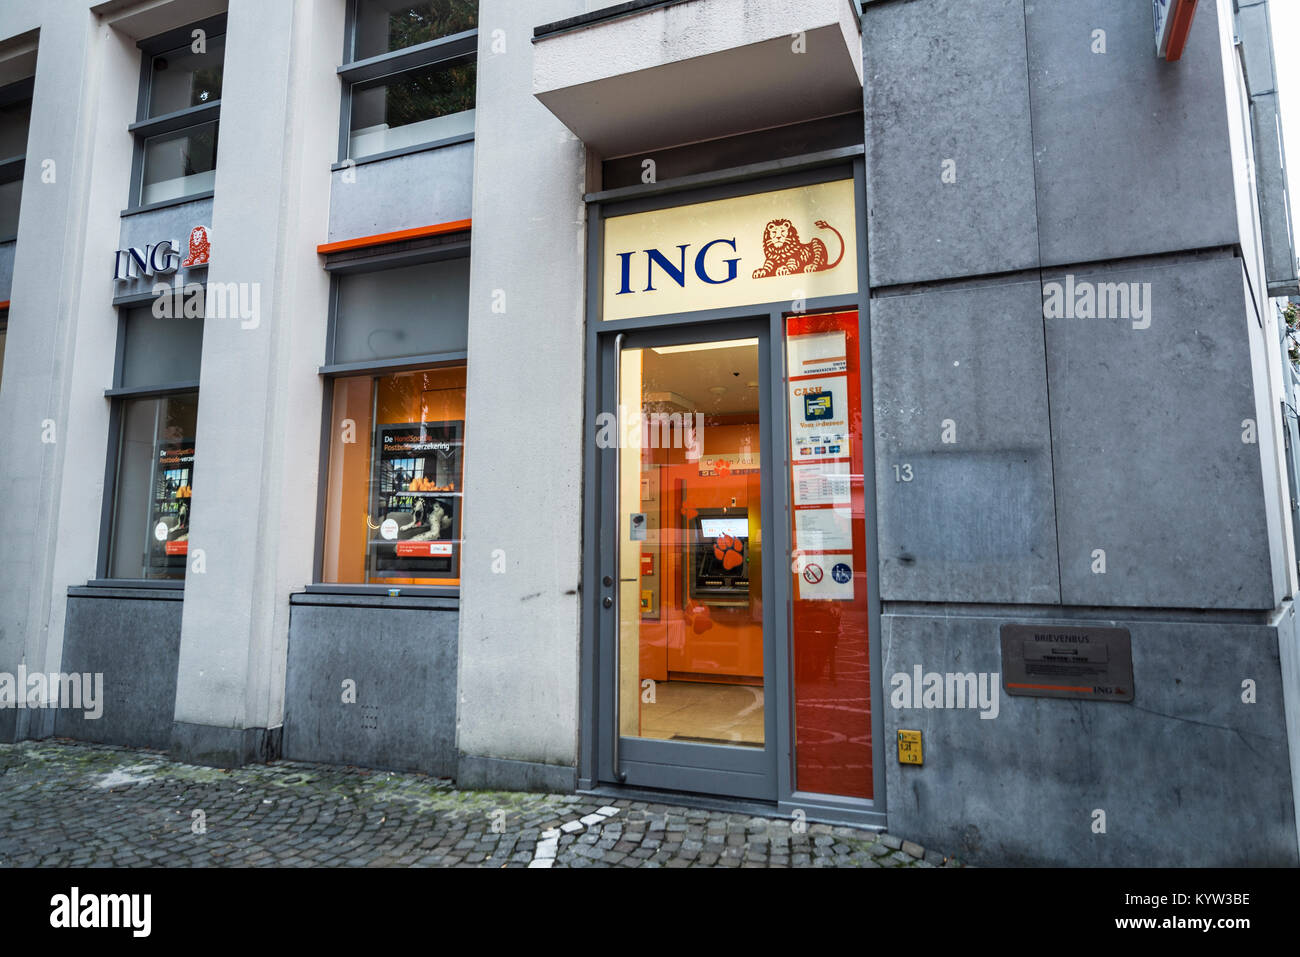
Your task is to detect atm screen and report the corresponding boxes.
[690,511,750,600]
[699,517,748,539]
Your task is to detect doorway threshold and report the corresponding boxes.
[577,782,886,832]
[577,782,779,819]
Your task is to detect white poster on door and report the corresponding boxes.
[794,506,853,553]
[788,375,850,463]
[787,330,847,377]
[792,461,852,507]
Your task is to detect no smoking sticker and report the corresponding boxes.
[799,555,854,601]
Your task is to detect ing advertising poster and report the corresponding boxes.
[151,439,195,571]
[369,421,464,579]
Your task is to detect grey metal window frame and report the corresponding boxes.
[308,240,472,600]
[124,13,227,214]
[0,77,34,242]
[336,0,478,166]
[92,296,204,589]
[578,156,887,827]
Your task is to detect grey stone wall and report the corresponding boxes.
[53,590,184,750]
[881,608,1298,866]
[864,0,1299,864]
[283,597,459,777]
[864,1,1278,611]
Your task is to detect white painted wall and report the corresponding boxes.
[171,0,342,737]
[455,0,590,769]
[0,1,106,733]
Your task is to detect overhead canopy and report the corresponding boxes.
[533,0,863,158]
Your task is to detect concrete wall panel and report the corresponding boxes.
[1046,257,1274,609]
[1025,0,1238,266]
[882,610,1298,866]
[863,0,1038,287]
[283,600,458,776]
[54,593,183,750]
[871,279,1060,603]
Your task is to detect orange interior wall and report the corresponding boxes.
[639,416,763,682]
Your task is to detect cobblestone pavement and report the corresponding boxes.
[0,740,961,868]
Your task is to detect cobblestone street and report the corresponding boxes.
[0,740,959,868]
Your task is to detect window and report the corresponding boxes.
[144,34,224,116]
[348,60,476,159]
[129,16,226,209]
[352,0,478,60]
[0,78,33,241]
[322,367,466,586]
[332,258,469,363]
[318,253,470,590]
[102,305,204,582]
[140,121,219,206]
[340,1,478,163]
[106,391,199,580]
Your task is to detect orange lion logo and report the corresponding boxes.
[752,219,844,278]
[181,226,211,267]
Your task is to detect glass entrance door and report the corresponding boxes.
[597,320,777,800]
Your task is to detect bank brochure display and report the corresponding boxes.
[151,438,194,574]
[369,421,463,579]
[787,327,854,600]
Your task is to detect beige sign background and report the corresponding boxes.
[602,179,858,321]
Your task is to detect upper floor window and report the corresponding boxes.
[340,1,478,163]
[145,33,225,117]
[353,1,478,60]
[129,15,227,210]
[0,78,33,242]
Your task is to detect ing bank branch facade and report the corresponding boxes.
[1,0,1299,867]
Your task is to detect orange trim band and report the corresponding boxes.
[316,219,471,255]
[1006,682,1094,694]
[0,300,10,310]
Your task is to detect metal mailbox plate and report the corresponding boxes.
[999,623,1134,702]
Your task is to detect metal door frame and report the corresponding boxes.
[596,317,777,800]
[578,159,888,826]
